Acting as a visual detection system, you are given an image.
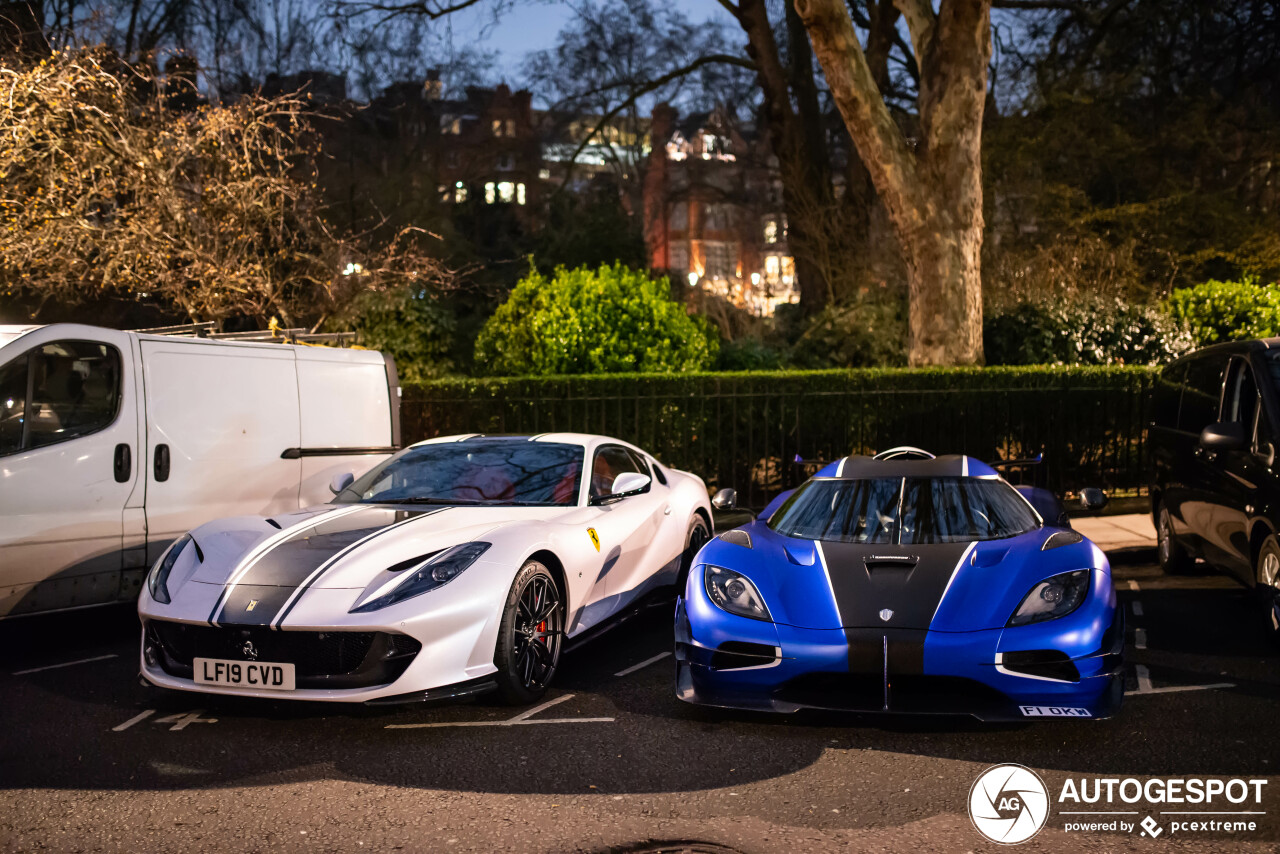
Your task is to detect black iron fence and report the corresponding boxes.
[402,366,1157,510]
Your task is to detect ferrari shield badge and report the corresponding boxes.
[587,527,601,552]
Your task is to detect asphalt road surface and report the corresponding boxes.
[2,556,1278,853]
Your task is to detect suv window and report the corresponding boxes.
[590,445,645,500]
[1152,363,1186,428]
[1223,359,1259,429]
[1180,356,1225,434]
[0,341,122,455]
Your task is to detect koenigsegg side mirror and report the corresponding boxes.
[1079,487,1109,512]
[329,472,355,495]
[1258,441,1276,467]
[1200,421,1245,451]
[712,488,737,511]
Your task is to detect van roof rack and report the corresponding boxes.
[130,322,357,347]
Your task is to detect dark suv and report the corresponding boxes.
[1149,339,1280,642]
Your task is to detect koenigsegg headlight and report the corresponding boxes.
[1008,569,1090,627]
[704,565,771,621]
[349,542,491,613]
[147,534,192,605]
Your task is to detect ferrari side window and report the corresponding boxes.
[590,446,643,499]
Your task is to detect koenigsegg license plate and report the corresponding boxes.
[193,658,296,691]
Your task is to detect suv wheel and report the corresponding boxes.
[1255,537,1280,647]
[1156,503,1195,575]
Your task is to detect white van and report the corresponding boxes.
[0,323,400,617]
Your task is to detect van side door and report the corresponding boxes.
[0,329,141,616]
[139,338,301,563]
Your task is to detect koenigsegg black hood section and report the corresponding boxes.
[818,541,974,630]
[210,506,441,626]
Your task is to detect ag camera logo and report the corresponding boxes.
[969,764,1050,844]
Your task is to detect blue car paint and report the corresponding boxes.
[675,455,1124,721]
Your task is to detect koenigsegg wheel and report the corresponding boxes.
[1157,502,1195,576]
[677,514,712,591]
[494,560,564,704]
[1254,537,1280,646]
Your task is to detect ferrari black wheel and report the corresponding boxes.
[1255,537,1280,647]
[494,560,564,704]
[1156,502,1195,576]
[677,514,712,592]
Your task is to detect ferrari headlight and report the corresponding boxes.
[1008,569,1089,627]
[350,542,491,613]
[704,565,771,621]
[147,534,191,605]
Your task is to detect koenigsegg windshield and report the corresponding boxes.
[769,476,1040,544]
[333,440,585,506]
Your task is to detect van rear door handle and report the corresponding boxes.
[154,444,170,482]
[113,444,131,483]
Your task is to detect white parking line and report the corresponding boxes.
[614,651,671,677]
[1129,664,1234,695]
[1135,628,1148,650]
[1131,601,1144,617]
[13,654,117,676]
[111,710,155,732]
[386,693,615,729]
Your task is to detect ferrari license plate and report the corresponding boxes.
[193,657,295,691]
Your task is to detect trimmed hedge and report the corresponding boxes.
[402,366,1158,509]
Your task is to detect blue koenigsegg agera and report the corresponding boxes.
[674,449,1124,721]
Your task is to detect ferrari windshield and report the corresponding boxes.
[333,440,584,506]
[769,476,1040,544]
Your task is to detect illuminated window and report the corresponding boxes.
[498,181,515,203]
[763,219,778,244]
[506,119,516,136]
[538,168,551,180]
[492,119,502,136]
[516,183,526,205]
[485,182,496,204]
[438,184,450,202]
[765,255,780,284]
[455,181,468,203]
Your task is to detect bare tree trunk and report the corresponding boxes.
[794,0,989,365]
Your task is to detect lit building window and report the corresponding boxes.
[485,182,496,204]
[763,219,778,244]
[765,255,780,284]
[780,256,795,285]
[498,181,515,203]
[492,119,502,136]
[506,119,516,136]
[538,168,551,180]
[516,183,526,205]
[455,181,468,203]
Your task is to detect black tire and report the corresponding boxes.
[677,513,712,593]
[1156,502,1195,576]
[493,561,564,705]
[1254,537,1280,647]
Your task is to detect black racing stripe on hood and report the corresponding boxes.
[819,540,974,630]
[210,506,439,626]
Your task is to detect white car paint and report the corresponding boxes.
[137,433,712,703]
[0,323,399,617]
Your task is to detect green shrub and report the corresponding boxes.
[714,337,788,371]
[1164,276,1280,347]
[346,287,457,381]
[788,298,907,368]
[984,298,1191,366]
[473,263,718,375]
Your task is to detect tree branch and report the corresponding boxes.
[892,0,936,65]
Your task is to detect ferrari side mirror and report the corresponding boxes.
[329,472,355,495]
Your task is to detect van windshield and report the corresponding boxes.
[333,440,585,507]
[769,477,1041,544]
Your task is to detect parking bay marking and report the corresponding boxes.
[112,709,217,732]
[614,651,671,677]
[13,654,117,676]
[386,693,615,729]
[1129,664,1234,696]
